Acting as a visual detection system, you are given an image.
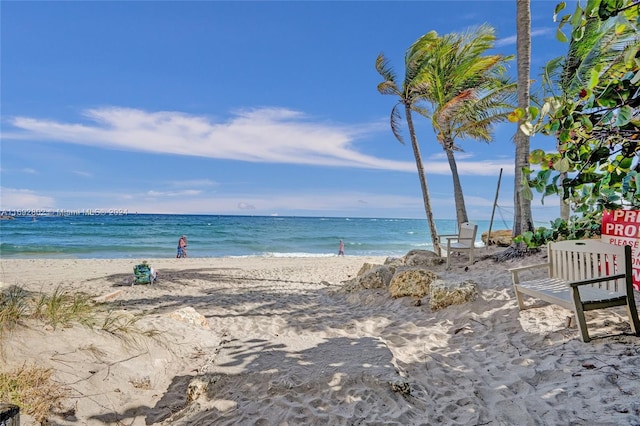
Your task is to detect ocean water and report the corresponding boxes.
[0,214,512,259]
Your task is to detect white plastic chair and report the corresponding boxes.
[438,222,478,269]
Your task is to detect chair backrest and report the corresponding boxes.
[458,222,477,244]
[134,264,151,276]
[133,264,152,283]
[547,239,631,293]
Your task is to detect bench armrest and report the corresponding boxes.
[446,237,475,248]
[437,233,458,240]
[446,236,473,242]
[568,273,626,288]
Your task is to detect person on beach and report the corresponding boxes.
[177,235,188,258]
[338,239,345,256]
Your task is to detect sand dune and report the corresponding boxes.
[1,253,639,425]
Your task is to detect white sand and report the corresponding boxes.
[1,253,639,425]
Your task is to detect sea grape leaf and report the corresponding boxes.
[616,105,633,126]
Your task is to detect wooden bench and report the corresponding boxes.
[509,239,640,342]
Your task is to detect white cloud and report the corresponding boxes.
[6,106,517,177]
[146,189,203,197]
[118,191,561,220]
[119,192,427,216]
[73,170,93,178]
[495,28,554,47]
[424,159,514,176]
[7,107,414,172]
[0,185,560,220]
[430,152,475,161]
[237,202,256,210]
[0,187,56,210]
[169,179,218,188]
[424,151,511,176]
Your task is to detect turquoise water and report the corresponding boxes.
[0,214,512,259]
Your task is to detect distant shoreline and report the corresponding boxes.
[0,214,519,260]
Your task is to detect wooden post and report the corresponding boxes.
[486,168,503,249]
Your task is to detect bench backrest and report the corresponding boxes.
[458,222,477,246]
[547,240,632,293]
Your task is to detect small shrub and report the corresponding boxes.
[129,375,152,389]
[1,285,162,346]
[32,286,93,329]
[0,362,70,424]
[90,311,163,348]
[0,286,30,335]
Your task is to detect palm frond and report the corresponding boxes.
[454,24,497,65]
[378,80,399,96]
[411,104,432,119]
[406,31,440,85]
[435,89,476,125]
[375,53,397,84]
[407,80,432,99]
[390,104,405,144]
[542,56,565,97]
[406,30,439,62]
[561,8,639,95]
[405,31,439,74]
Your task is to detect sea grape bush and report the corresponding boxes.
[513,216,602,248]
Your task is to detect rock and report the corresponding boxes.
[356,265,393,289]
[341,265,393,293]
[389,379,411,394]
[384,257,403,265]
[402,250,445,267]
[187,375,220,402]
[357,262,380,277]
[383,257,405,275]
[482,229,512,247]
[167,307,210,329]
[388,267,438,298]
[429,279,479,311]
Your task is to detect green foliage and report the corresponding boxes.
[516,0,640,215]
[514,226,557,248]
[408,24,516,225]
[513,215,602,248]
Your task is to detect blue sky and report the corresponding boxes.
[1,0,568,222]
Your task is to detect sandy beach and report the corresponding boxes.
[1,252,639,425]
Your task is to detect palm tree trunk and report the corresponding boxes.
[443,140,469,225]
[405,104,441,254]
[513,0,534,238]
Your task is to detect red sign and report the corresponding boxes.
[601,210,640,291]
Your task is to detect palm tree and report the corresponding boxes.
[376,32,441,253]
[415,24,517,225]
[513,0,534,238]
[540,2,639,220]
